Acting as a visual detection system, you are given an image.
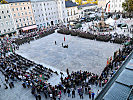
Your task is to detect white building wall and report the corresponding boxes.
[66,7,79,21]
[0,4,16,35]
[109,0,125,12]
[57,0,67,23]
[31,0,67,27]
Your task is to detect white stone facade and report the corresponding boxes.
[0,4,16,35]
[109,0,125,12]
[31,0,67,27]
[66,6,79,21]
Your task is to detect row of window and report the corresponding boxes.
[12,6,30,11]
[0,10,9,14]
[67,10,76,16]
[36,16,57,22]
[112,4,122,8]
[11,2,29,6]
[14,12,31,17]
[17,22,33,28]
[32,1,63,7]
[0,21,13,26]
[15,17,32,23]
[0,28,14,34]
[0,15,11,19]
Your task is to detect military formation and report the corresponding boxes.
[57,27,131,44]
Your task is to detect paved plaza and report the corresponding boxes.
[16,32,121,75]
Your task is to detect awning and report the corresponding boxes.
[22,25,37,31]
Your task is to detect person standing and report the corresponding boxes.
[72,89,75,98]
[63,87,66,94]
[89,90,91,99]
[67,89,71,97]
[92,92,95,100]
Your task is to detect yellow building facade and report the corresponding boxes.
[9,2,35,29]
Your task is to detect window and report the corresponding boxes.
[1,23,3,26]
[28,6,30,9]
[21,24,23,27]
[4,29,6,32]
[14,14,16,17]
[2,11,4,14]
[12,8,14,11]
[30,17,32,20]
[23,18,25,21]
[10,21,13,25]
[25,12,27,15]
[16,8,18,11]
[17,24,19,28]
[29,12,31,14]
[19,19,21,22]
[24,7,26,10]
[20,7,22,10]
[18,13,20,16]
[34,10,35,12]
[7,10,9,13]
[8,15,10,18]
[4,16,6,18]
[12,28,14,30]
[6,22,8,25]
[8,29,10,31]
[16,19,18,22]
[22,13,24,15]
[27,17,28,20]
[15,3,17,5]
[0,16,1,19]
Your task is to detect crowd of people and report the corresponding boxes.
[57,26,131,44]
[0,25,133,100]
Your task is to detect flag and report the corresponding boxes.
[39,75,42,77]
[9,45,13,52]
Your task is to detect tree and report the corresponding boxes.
[1,0,8,4]
[122,0,133,13]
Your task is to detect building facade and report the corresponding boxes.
[65,1,79,22]
[31,0,67,28]
[7,0,36,32]
[0,4,16,36]
[98,0,107,9]
[57,0,67,23]
[109,0,125,12]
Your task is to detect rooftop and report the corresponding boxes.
[5,0,30,3]
[78,3,96,8]
[96,51,133,100]
[65,1,77,8]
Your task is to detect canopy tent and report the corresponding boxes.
[105,18,115,26]
[22,25,37,31]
